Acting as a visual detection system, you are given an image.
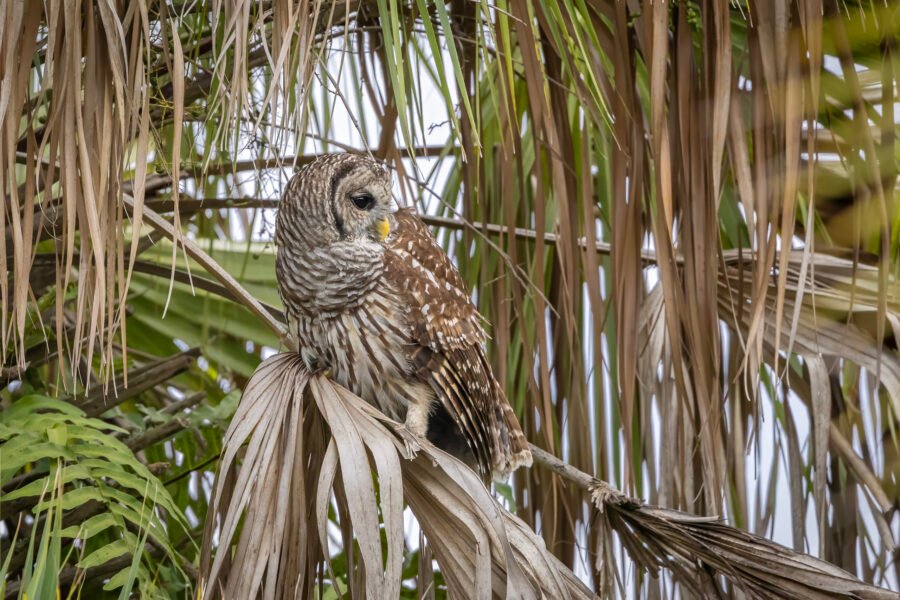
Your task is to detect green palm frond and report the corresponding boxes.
[0,396,188,597]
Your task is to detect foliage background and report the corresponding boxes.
[0,0,898,597]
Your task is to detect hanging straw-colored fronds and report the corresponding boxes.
[640,248,900,558]
[0,0,345,385]
[0,0,160,381]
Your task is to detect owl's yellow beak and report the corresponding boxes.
[375,218,390,242]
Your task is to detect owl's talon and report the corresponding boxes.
[396,424,422,459]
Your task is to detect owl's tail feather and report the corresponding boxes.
[493,401,533,478]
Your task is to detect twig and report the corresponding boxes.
[131,260,284,322]
[527,444,597,490]
[527,446,895,599]
[164,452,222,488]
[0,364,25,383]
[141,196,660,264]
[123,195,293,351]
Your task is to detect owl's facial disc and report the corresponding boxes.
[331,161,393,243]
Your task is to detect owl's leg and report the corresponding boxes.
[396,398,430,458]
[404,401,430,437]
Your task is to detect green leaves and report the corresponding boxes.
[0,395,188,596]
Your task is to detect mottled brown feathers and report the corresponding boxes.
[275,153,532,478]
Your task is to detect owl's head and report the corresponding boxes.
[277,153,393,248]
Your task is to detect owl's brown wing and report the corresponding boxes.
[384,209,530,476]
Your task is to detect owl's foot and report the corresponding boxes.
[308,361,331,378]
[396,424,423,460]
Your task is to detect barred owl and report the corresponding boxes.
[275,153,532,478]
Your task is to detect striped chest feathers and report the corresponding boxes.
[292,289,420,420]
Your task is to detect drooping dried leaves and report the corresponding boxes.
[0,0,157,382]
[591,483,896,599]
[642,248,900,556]
[199,353,593,599]
[0,0,342,385]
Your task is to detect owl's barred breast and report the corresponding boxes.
[291,288,433,422]
[278,238,433,423]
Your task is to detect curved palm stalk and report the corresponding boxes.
[535,445,896,599]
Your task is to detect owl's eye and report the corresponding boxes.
[351,192,376,211]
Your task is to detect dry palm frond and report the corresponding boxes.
[534,446,896,600]
[720,248,900,402]
[0,0,349,383]
[592,486,898,600]
[0,0,154,381]
[639,248,900,406]
[199,353,593,599]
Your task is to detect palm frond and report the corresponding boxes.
[199,354,593,598]
[0,395,188,596]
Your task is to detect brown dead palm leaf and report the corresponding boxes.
[535,446,897,600]
[594,489,898,600]
[198,352,594,599]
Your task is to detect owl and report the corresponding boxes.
[275,153,532,478]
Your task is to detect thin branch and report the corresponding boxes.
[142,196,661,264]
[126,417,190,452]
[131,261,284,322]
[123,195,292,351]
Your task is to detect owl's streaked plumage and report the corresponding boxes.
[274,153,531,477]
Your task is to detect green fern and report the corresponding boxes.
[0,396,189,597]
